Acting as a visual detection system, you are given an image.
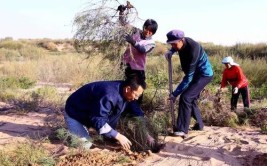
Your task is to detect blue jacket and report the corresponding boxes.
[172,37,213,97]
[65,81,135,138]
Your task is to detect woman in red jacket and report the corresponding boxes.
[220,56,250,110]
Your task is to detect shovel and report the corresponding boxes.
[167,56,177,134]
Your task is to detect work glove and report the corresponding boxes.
[117,5,126,12]
[164,50,174,60]
[168,94,176,102]
[115,133,132,150]
[233,87,238,94]
[124,34,136,45]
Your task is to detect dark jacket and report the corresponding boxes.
[173,37,213,96]
[65,81,128,138]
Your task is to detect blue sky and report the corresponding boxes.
[1,0,267,46]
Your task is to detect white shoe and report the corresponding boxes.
[80,137,93,150]
[83,142,93,150]
[173,131,186,136]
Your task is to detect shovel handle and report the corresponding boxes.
[167,57,176,131]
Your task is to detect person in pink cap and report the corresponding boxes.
[220,56,250,110]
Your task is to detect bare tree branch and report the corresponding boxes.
[73,0,140,60]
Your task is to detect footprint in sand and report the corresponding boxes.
[223,136,232,143]
[0,122,7,127]
[220,144,237,153]
[251,138,260,143]
[240,140,249,144]
[194,147,204,155]
[201,156,211,161]
[251,138,266,144]
[176,144,190,151]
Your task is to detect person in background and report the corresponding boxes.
[64,78,148,150]
[220,56,250,110]
[164,29,213,137]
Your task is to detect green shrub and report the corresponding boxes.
[261,124,267,134]
[35,86,58,100]
[0,40,24,50]
[0,76,36,90]
[0,90,16,102]
[202,42,230,56]
[250,84,267,99]
[0,48,21,61]
[0,40,44,60]
[53,128,86,148]
[149,111,170,134]
[230,43,267,59]
[250,108,267,133]
[18,45,44,59]
[0,142,55,166]
[0,151,13,166]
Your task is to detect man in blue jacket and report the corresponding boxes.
[64,78,147,150]
[164,29,213,137]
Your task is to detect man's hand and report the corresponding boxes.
[233,87,238,94]
[124,34,136,45]
[168,94,176,102]
[164,50,174,60]
[115,133,132,150]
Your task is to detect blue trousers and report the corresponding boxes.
[64,109,121,139]
[177,76,213,134]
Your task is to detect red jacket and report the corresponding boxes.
[221,65,248,88]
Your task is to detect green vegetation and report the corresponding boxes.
[0,76,36,89]
[0,38,267,165]
[0,142,56,166]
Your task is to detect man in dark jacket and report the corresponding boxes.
[64,78,146,150]
[164,29,213,137]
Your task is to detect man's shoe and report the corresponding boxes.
[173,131,186,136]
[191,124,203,131]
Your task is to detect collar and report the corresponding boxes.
[140,31,152,40]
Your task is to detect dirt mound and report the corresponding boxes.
[57,149,151,166]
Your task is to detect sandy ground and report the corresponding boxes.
[0,107,57,148]
[0,82,267,166]
[140,127,267,166]
[1,107,267,166]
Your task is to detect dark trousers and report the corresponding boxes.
[177,76,213,134]
[231,86,250,110]
[124,64,146,81]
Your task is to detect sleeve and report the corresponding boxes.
[89,96,118,138]
[133,41,155,54]
[236,67,248,88]
[124,101,144,117]
[172,45,200,97]
[221,70,228,88]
